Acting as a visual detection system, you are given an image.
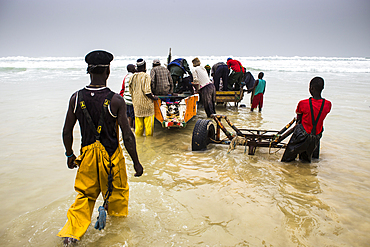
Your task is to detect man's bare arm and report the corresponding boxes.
[247,80,259,93]
[62,93,78,169]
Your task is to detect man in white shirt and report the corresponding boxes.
[192,57,216,117]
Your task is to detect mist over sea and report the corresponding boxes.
[0,55,369,246]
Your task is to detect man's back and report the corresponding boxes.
[297,98,332,135]
[168,58,191,76]
[254,79,266,95]
[129,72,154,118]
[193,66,210,88]
[150,66,172,95]
[227,59,244,73]
[120,72,133,105]
[75,87,118,156]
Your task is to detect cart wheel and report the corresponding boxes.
[192,119,215,151]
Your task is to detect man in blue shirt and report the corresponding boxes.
[248,72,266,112]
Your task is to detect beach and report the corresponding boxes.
[0,56,369,246]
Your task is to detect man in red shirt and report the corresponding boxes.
[281,77,331,162]
[226,58,245,91]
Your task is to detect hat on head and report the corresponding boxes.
[136,58,146,67]
[227,57,232,61]
[85,50,113,65]
[153,59,161,65]
[192,57,201,67]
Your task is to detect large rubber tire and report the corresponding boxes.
[192,119,215,151]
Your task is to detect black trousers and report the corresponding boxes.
[227,71,244,91]
[199,83,216,117]
[213,65,229,91]
[281,124,321,163]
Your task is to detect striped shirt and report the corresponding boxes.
[129,72,154,117]
[120,72,133,105]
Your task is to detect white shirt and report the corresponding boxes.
[193,66,211,89]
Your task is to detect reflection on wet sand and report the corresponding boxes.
[276,163,342,246]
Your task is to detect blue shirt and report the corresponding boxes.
[254,79,266,95]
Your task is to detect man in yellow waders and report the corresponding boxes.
[129,58,158,136]
[58,50,143,245]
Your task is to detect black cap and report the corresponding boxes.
[85,50,113,65]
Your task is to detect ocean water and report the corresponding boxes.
[0,55,369,246]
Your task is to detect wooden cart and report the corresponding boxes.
[192,114,296,154]
[215,89,245,107]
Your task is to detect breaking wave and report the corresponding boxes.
[0,55,369,75]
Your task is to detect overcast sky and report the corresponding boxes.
[0,0,369,58]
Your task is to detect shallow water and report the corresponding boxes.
[0,56,369,246]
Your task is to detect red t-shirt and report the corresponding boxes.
[296,98,332,135]
[227,59,245,73]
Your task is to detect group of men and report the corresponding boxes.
[210,58,266,112]
[119,56,220,133]
[119,56,267,127]
[210,57,245,91]
[58,50,331,245]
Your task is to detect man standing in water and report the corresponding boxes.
[58,50,143,245]
[192,57,216,117]
[281,76,331,162]
[150,59,173,95]
[248,72,266,112]
[120,64,136,129]
[129,58,158,136]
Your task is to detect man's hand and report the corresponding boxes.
[146,93,158,101]
[134,162,143,177]
[67,155,77,169]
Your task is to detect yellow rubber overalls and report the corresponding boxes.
[58,90,129,240]
[135,115,154,136]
